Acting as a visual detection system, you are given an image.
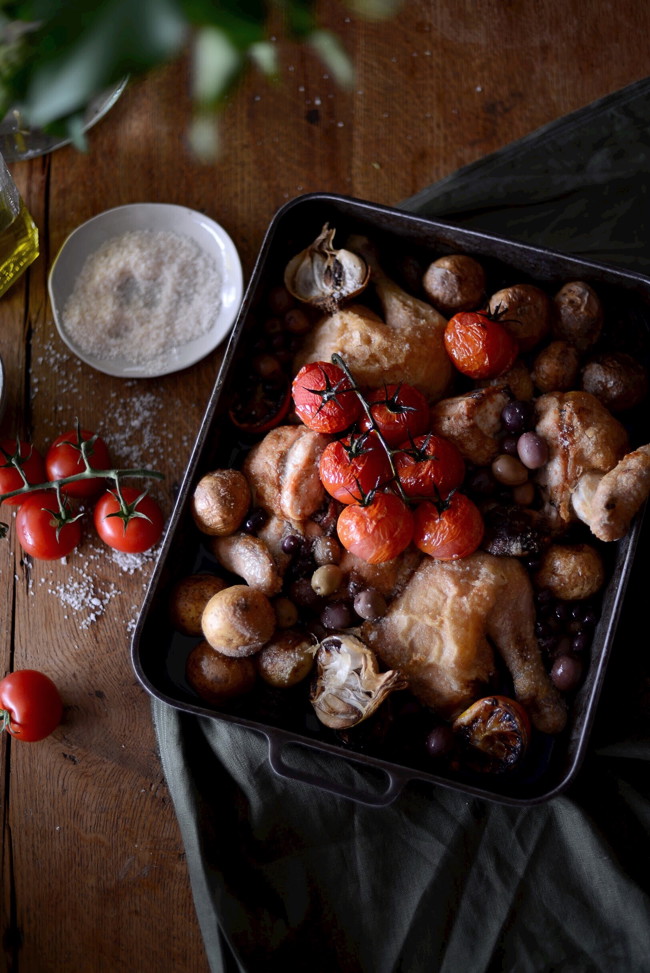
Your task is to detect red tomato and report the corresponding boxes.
[0,440,46,505]
[337,492,413,564]
[94,486,164,553]
[45,429,112,498]
[359,383,430,447]
[229,377,291,434]
[15,491,82,560]
[292,361,362,434]
[452,695,531,773]
[0,669,63,742]
[394,434,465,500]
[319,430,393,503]
[444,310,518,379]
[412,493,483,560]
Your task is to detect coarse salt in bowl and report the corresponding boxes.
[48,203,244,378]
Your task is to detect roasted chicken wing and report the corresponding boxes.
[364,551,566,735]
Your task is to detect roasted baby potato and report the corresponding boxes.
[581,351,648,413]
[422,254,486,314]
[488,283,553,352]
[169,572,227,636]
[552,280,604,351]
[186,640,257,704]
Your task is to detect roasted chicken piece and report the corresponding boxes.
[242,424,328,522]
[571,443,650,542]
[430,386,511,466]
[293,239,452,402]
[533,390,629,529]
[364,551,566,735]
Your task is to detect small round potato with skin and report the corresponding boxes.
[256,629,316,688]
[552,281,604,352]
[532,340,581,393]
[169,573,227,636]
[534,543,605,601]
[201,584,276,657]
[488,283,553,353]
[191,468,251,536]
[422,254,486,314]
[581,351,648,413]
[186,640,257,704]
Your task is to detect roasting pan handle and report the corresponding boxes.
[266,733,410,807]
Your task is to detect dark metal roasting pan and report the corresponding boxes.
[131,193,650,807]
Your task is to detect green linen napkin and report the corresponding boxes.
[152,77,650,973]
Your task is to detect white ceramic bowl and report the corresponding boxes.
[48,203,244,378]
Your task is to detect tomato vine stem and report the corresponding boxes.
[331,351,409,502]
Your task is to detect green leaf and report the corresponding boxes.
[345,0,404,19]
[309,28,354,88]
[15,0,189,128]
[192,24,241,105]
[248,40,278,79]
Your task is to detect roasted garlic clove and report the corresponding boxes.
[310,633,406,730]
[284,224,369,311]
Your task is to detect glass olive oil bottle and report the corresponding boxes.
[0,152,39,297]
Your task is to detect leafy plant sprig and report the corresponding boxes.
[0,426,163,540]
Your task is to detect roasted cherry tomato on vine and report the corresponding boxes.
[337,491,413,564]
[0,440,46,505]
[452,695,531,773]
[94,486,164,553]
[444,310,518,379]
[393,433,465,500]
[412,492,483,560]
[45,429,112,498]
[229,375,292,434]
[292,360,361,434]
[319,430,393,503]
[0,669,63,742]
[359,383,430,447]
[15,491,82,560]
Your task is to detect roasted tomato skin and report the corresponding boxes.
[292,361,361,434]
[393,434,465,500]
[319,430,392,503]
[359,383,430,447]
[444,311,518,379]
[451,695,531,773]
[336,492,413,564]
[412,493,484,560]
[229,378,291,434]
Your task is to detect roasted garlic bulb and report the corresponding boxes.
[284,224,369,311]
[310,634,406,730]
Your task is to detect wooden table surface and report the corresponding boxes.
[1,2,648,970]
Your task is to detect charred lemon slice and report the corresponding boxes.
[452,695,531,773]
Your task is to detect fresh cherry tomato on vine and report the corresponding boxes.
[319,430,393,503]
[412,493,483,560]
[45,429,112,498]
[359,383,429,447]
[452,695,531,773]
[0,440,46,505]
[393,434,465,500]
[0,669,63,742]
[337,491,413,564]
[94,486,164,553]
[444,310,518,379]
[15,491,82,560]
[292,361,361,434]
